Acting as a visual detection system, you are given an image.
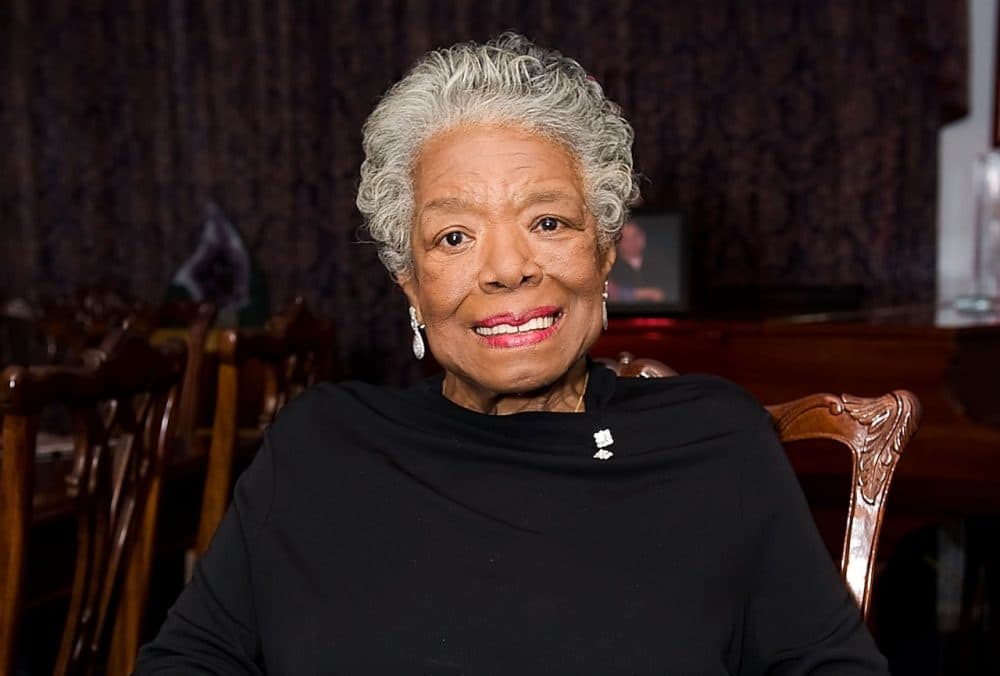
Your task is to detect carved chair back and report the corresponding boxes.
[36,287,146,364]
[193,297,335,558]
[596,352,920,619]
[0,325,185,676]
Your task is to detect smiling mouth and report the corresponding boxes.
[474,313,560,336]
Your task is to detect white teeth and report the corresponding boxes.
[475,315,556,336]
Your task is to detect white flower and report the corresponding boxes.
[593,428,614,448]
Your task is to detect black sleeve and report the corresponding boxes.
[134,434,277,675]
[740,410,890,675]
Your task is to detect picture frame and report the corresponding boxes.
[606,208,690,315]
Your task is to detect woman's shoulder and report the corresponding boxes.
[243,380,451,499]
[258,380,415,455]
[608,373,767,438]
[611,370,761,410]
[586,369,775,471]
[275,379,397,413]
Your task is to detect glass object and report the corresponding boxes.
[956,151,1000,313]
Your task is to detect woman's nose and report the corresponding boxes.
[477,226,542,292]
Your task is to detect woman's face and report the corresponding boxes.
[399,124,616,400]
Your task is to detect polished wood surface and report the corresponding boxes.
[0,408,37,673]
[767,390,919,618]
[172,303,217,451]
[0,326,185,676]
[192,296,335,560]
[593,306,1000,550]
[597,352,921,619]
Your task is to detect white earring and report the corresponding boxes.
[602,281,609,331]
[409,306,426,360]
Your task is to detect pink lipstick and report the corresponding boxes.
[473,306,561,348]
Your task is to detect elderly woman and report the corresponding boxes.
[137,34,887,674]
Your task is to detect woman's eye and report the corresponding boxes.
[538,217,561,232]
[443,231,465,246]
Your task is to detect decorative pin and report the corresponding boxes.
[592,428,614,460]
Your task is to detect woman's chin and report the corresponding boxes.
[452,358,582,399]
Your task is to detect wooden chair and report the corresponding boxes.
[0,325,186,676]
[169,302,217,452]
[191,297,335,561]
[597,352,921,619]
[36,286,146,364]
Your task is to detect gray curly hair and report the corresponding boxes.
[357,33,640,277]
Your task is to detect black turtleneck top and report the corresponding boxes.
[136,362,888,674]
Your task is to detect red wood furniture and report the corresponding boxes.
[191,297,335,562]
[593,306,1000,557]
[599,352,921,618]
[0,326,185,676]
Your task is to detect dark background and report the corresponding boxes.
[0,0,967,383]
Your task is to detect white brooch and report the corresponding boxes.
[592,428,614,460]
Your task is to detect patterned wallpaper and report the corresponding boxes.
[0,0,967,381]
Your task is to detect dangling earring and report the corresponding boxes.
[602,280,609,331]
[409,306,426,360]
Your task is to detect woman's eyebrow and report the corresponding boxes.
[513,189,577,209]
[421,190,575,214]
[421,196,479,213]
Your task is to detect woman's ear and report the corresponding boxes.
[600,241,618,278]
[396,271,421,319]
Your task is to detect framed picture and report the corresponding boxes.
[606,209,689,315]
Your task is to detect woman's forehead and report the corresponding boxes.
[412,125,585,210]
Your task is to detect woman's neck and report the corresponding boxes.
[441,359,589,415]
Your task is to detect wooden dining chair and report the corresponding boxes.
[191,297,335,562]
[597,352,921,619]
[0,324,186,676]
